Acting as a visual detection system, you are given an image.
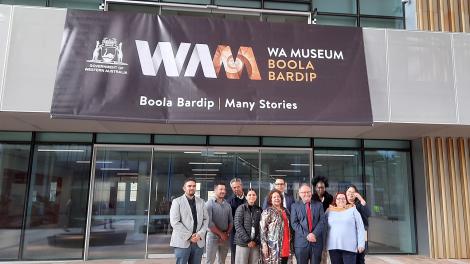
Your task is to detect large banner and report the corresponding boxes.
[51,10,372,125]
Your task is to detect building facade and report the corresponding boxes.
[0,0,469,261]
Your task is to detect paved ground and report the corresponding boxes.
[13,256,470,264]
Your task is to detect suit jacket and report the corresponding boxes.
[170,194,209,248]
[290,200,325,248]
[262,192,295,214]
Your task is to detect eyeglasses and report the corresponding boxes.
[336,197,346,201]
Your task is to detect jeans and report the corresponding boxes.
[329,249,356,264]
[175,243,204,264]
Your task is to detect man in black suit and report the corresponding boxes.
[291,184,325,264]
[262,177,295,214]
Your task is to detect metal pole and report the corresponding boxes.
[145,148,155,258]
[84,145,98,260]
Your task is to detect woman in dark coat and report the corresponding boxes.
[346,184,371,264]
[234,188,262,264]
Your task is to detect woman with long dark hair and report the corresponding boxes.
[234,188,262,264]
[346,185,371,264]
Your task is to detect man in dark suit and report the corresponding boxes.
[262,177,295,214]
[227,178,246,264]
[290,184,325,264]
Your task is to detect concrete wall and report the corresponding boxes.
[0,6,65,112]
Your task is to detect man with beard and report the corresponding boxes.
[205,182,233,264]
[170,178,209,264]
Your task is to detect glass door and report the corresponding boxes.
[147,146,259,258]
[87,147,152,259]
[259,149,312,203]
[85,145,312,259]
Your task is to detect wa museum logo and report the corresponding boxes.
[135,41,261,80]
[85,37,128,75]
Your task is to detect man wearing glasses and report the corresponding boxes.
[262,177,295,214]
[291,184,325,264]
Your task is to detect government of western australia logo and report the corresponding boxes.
[85,37,128,75]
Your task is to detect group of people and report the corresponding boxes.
[169,176,370,264]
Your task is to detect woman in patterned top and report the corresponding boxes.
[260,189,293,264]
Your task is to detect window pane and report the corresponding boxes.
[49,0,100,10]
[364,139,410,149]
[108,3,159,13]
[263,1,310,12]
[365,150,416,253]
[22,145,91,260]
[260,150,311,208]
[162,0,210,5]
[263,137,311,147]
[314,0,356,14]
[0,131,31,141]
[212,12,261,21]
[314,149,363,193]
[0,0,46,6]
[209,136,259,146]
[214,0,261,8]
[88,148,151,259]
[0,144,30,260]
[314,138,361,148]
[315,15,357,26]
[96,133,151,144]
[155,135,207,145]
[262,14,308,23]
[36,132,93,143]
[360,17,404,29]
[360,0,403,17]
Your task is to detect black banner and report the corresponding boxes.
[51,10,372,125]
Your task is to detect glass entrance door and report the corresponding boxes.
[86,145,312,259]
[147,147,259,257]
[87,147,152,259]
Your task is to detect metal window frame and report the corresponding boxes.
[314,0,406,29]
[103,0,313,23]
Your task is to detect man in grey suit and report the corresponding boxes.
[170,178,209,264]
[290,184,325,264]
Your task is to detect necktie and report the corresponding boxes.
[306,202,313,232]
